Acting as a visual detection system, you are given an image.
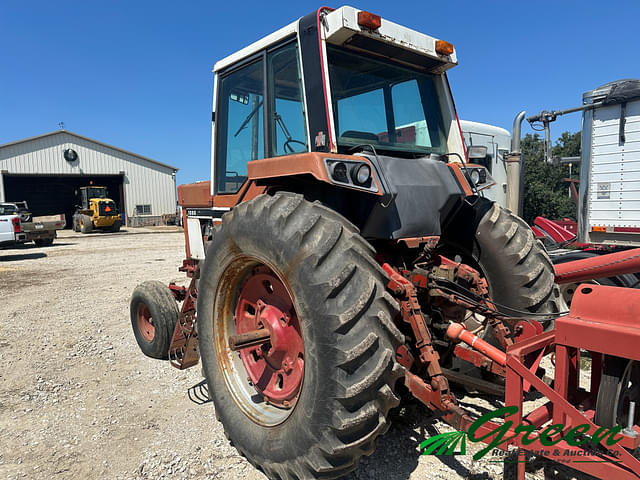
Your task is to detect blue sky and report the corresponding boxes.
[1,1,638,185]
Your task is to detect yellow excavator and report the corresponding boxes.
[73,186,122,233]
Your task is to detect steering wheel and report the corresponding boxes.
[284,139,307,153]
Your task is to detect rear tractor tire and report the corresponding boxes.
[110,220,122,233]
[130,281,180,360]
[198,192,404,480]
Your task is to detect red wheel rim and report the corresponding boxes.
[137,303,155,342]
[234,265,304,408]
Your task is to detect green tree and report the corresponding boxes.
[521,131,581,224]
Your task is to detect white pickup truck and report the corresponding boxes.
[0,201,65,246]
[0,204,26,247]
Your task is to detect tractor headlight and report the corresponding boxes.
[463,165,495,192]
[469,169,480,186]
[330,162,349,183]
[352,164,371,185]
[324,159,378,193]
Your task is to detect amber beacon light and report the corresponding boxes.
[357,11,382,30]
[435,40,454,55]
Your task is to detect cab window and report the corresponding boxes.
[268,42,308,156]
[216,59,264,194]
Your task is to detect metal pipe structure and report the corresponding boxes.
[527,104,598,164]
[625,402,638,437]
[506,111,526,214]
[446,323,507,366]
[554,248,640,284]
[526,104,596,123]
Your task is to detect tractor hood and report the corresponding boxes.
[360,154,464,239]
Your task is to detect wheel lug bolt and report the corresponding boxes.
[282,356,293,374]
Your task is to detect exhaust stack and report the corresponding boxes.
[506,111,526,215]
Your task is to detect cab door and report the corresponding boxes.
[211,40,308,209]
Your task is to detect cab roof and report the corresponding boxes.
[213,6,457,74]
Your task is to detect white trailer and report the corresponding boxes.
[578,80,640,245]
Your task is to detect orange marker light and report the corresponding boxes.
[592,226,607,232]
[435,40,454,56]
[357,11,381,30]
[105,206,111,212]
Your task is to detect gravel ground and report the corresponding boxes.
[0,229,589,479]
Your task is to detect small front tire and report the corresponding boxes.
[130,281,179,360]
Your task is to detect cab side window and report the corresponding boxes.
[216,60,264,194]
[268,42,307,156]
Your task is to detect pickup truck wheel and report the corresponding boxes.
[34,238,54,247]
[198,192,403,479]
[130,281,179,360]
[80,215,93,234]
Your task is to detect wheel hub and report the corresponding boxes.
[137,303,155,341]
[234,268,304,408]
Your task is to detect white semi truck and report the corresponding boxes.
[459,119,510,207]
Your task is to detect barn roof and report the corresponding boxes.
[0,130,178,172]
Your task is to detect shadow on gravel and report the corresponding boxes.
[13,242,77,248]
[188,379,212,405]
[0,252,47,261]
[342,401,498,480]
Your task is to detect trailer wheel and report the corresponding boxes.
[80,215,93,234]
[595,356,640,428]
[130,281,179,360]
[440,197,555,317]
[198,192,404,479]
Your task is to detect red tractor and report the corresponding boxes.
[130,7,640,480]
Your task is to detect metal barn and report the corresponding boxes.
[0,130,178,227]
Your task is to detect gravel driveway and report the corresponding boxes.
[0,229,583,480]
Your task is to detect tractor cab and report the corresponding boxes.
[194,6,494,245]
